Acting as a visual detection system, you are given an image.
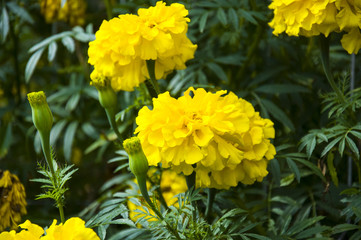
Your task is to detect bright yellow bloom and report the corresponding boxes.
[128,169,187,223]
[39,0,86,26]
[0,217,99,240]
[0,170,27,232]
[42,217,100,240]
[88,1,197,91]
[135,88,276,189]
[269,0,361,54]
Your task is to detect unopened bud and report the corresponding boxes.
[27,91,53,134]
[123,137,149,178]
[91,76,117,111]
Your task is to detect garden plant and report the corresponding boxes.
[1,0,361,239]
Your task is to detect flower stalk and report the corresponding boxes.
[27,91,65,223]
[146,60,160,99]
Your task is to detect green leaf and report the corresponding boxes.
[270,158,281,186]
[228,8,239,30]
[63,121,78,162]
[292,158,327,183]
[286,158,300,183]
[346,136,360,159]
[6,2,34,24]
[327,152,338,187]
[280,174,294,187]
[239,9,257,24]
[206,62,228,82]
[217,8,227,25]
[332,223,360,234]
[261,98,295,131]
[295,226,330,239]
[338,136,345,157]
[306,136,316,159]
[61,36,75,53]
[50,119,68,146]
[255,84,309,94]
[1,7,9,43]
[48,41,57,62]
[199,12,208,33]
[321,135,343,157]
[65,93,80,112]
[25,48,44,83]
[287,216,324,235]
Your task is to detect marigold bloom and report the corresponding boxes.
[40,0,86,26]
[42,217,100,240]
[88,1,197,91]
[269,0,361,54]
[0,170,27,232]
[135,88,276,189]
[128,169,187,223]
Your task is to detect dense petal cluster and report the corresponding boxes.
[40,0,86,26]
[128,169,187,223]
[0,218,100,240]
[135,88,276,189]
[0,170,27,232]
[88,1,197,91]
[269,0,361,54]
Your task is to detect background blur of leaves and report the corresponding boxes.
[1,0,361,238]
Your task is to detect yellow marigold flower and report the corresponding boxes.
[40,0,86,26]
[0,220,43,240]
[128,169,187,223]
[0,170,27,232]
[135,87,276,189]
[88,1,197,92]
[341,28,361,54]
[42,217,100,240]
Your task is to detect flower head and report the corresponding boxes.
[0,170,27,232]
[88,1,197,91]
[40,0,86,26]
[27,91,53,135]
[135,88,276,189]
[269,0,361,54]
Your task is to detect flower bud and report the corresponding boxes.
[27,91,53,134]
[123,137,149,178]
[91,76,117,111]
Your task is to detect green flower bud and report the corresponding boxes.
[123,137,149,178]
[91,76,117,111]
[27,91,53,134]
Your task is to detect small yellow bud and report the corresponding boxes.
[91,76,117,111]
[27,91,53,134]
[123,137,149,178]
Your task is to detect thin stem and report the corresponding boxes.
[146,60,160,97]
[137,176,182,240]
[39,131,65,223]
[148,175,169,210]
[104,0,112,20]
[319,36,346,104]
[105,109,123,142]
[205,188,216,222]
[185,172,197,221]
[348,53,356,187]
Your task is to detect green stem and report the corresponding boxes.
[137,176,182,240]
[205,188,216,222]
[104,0,112,20]
[148,175,169,210]
[39,131,65,223]
[185,172,197,221]
[319,36,346,104]
[105,109,123,142]
[145,60,160,99]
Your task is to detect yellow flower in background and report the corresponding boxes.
[128,169,187,223]
[42,217,100,240]
[39,0,86,26]
[88,1,197,91]
[0,170,27,232]
[0,217,99,240]
[269,0,361,54]
[135,88,276,189]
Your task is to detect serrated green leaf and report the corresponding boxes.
[239,9,257,24]
[281,173,294,187]
[6,2,34,24]
[255,84,309,94]
[228,8,239,30]
[321,135,343,157]
[25,48,44,83]
[206,62,228,82]
[217,8,227,25]
[306,136,316,159]
[333,223,361,234]
[286,158,300,183]
[47,41,57,62]
[287,216,324,235]
[346,136,360,159]
[270,158,281,186]
[63,121,78,162]
[199,12,208,33]
[292,158,326,183]
[61,36,75,53]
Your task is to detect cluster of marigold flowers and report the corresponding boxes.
[88,1,197,91]
[269,0,361,54]
[39,0,86,26]
[0,217,99,240]
[0,170,27,232]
